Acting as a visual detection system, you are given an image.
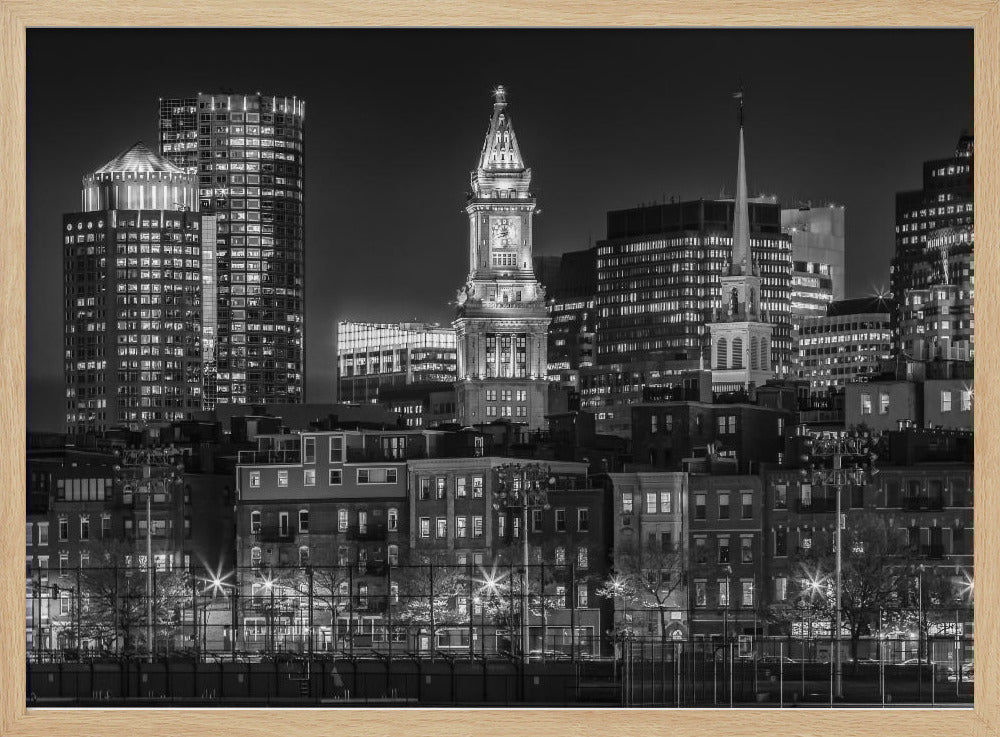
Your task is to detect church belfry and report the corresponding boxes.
[709,92,775,392]
[453,86,550,429]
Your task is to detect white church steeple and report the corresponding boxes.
[708,90,775,393]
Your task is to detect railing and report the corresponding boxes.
[345,524,387,542]
[238,449,302,465]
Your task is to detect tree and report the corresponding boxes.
[773,515,955,662]
[393,555,471,640]
[75,540,190,656]
[598,536,685,644]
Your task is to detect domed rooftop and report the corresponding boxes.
[92,141,185,176]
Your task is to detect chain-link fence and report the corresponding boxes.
[25,563,605,663]
[25,565,974,706]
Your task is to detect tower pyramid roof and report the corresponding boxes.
[477,85,526,172]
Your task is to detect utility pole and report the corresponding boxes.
[493,462,554,664]
[114,446,184,663]
[799,428,878,700]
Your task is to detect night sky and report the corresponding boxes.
[26,29,972,432]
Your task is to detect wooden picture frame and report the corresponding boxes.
[1,2,996,735]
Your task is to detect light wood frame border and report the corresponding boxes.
[1,3,996,736]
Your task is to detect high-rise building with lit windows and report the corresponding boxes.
[63,142,206,435]
[781,204,845,329]
[453,86,550,430]
[891,134,973,353]
[337,321,458,403]
[797,297,892,397]
[594,200,793,369]
[158,92,306,407]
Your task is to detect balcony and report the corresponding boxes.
[921,544,945,559]
[902,496,945,511]
[795,499,835,514]
[238,449,301,465]
[345,523,387,542]
[345,448,414,463]
[251,527,295,544]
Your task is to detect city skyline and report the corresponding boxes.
[27,28,973,431]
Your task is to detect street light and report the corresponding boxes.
[114,446,185,662]
[199,564,234,656]
[798,429,878,699]
[493,462,553,664]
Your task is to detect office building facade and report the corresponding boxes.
[899,225,974,362]
[797,297,892,396]
[534,250,597,388]
[336,321,457,403]
[159,93,306,406]
[781,205,845,329]
[891,135,974,352]
[64,142,205,435]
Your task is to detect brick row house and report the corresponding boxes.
[406,457,607,655]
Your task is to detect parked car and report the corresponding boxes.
[947,663,974,683]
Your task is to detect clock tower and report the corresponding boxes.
[454,86,550,430]
[709,96,775,392]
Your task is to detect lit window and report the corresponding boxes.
[961,389,972,411]
[420,517,431,538]
[861,393,872,415]
[941,391,952,412]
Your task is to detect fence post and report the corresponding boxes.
[75,566,82,651]
[779,641,784,708]
[348,564,354,659]
[570,562,576,661]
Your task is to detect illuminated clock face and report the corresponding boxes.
[489,216,519,249]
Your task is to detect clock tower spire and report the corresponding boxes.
[454,86,550,430]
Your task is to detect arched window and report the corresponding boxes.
[732,338,744,369]
[750,337,759,370]
[717,338,728,369]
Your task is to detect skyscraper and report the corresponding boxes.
[453,86,550,430]
[891,134,974,352]
[63,142,206,435]
[158,93,306,406]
